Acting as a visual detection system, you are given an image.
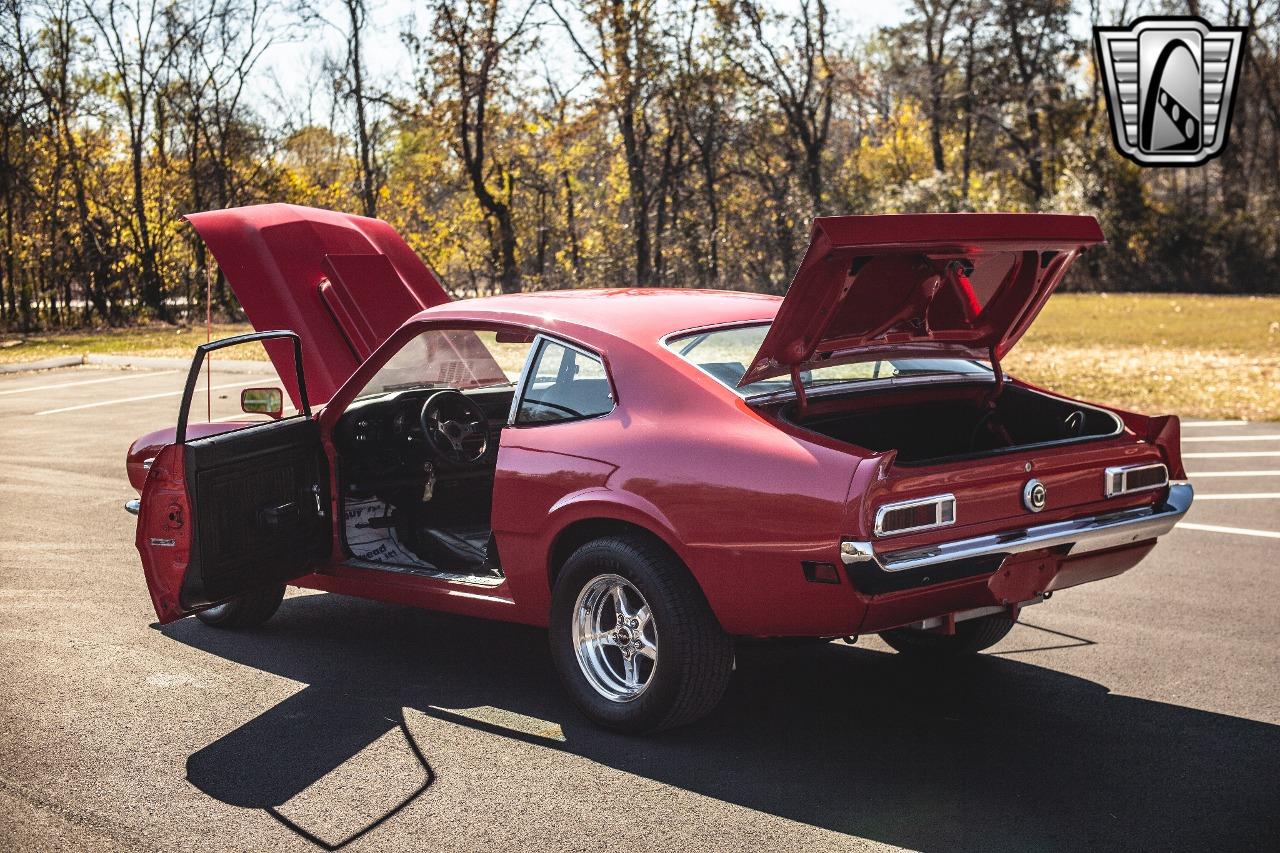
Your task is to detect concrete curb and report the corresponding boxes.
[86,354,274,373]
[0,355,84,373]
[0,353,275,375]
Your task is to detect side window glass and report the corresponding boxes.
[517,340,613,424]
[179,336,299,438]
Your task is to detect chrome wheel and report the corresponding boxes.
[571,573,658,702]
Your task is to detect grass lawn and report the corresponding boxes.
[0,322,256,363]
[3,293,1277,420]
[1004,294,1279,422]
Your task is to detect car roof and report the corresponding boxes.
[408,288,781,351]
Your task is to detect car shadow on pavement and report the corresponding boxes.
[164,592,1279,852]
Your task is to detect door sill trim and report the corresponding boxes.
[342,558,506,588]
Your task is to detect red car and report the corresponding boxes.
[127,204,1192,732]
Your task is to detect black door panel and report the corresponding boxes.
[180,416,330,610]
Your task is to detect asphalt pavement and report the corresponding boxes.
[0,364,1277,852]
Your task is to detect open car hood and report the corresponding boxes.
[185,204,450,405]
[739,213,1105,386]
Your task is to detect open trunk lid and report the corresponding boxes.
[185,204,450,406]
[739,213,1105,387]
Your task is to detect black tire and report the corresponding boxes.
[196,584,286,629]
[879,613,1015,658]
[549,535,734,734]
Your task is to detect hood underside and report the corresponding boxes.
[185,204,450,405]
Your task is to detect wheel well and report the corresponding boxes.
[547,518,678,587]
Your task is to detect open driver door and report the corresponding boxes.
[137,331,331,623]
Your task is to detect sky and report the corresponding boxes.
[254,1,910,119]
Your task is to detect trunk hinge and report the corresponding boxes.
[791,365,809,420]
[973,345,1013,447]
[989,345,1005,401]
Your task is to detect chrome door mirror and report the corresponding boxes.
[241,387,284,418]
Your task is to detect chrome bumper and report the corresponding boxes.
[841,483,1193,575]
[124,499,140,516]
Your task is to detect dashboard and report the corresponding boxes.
[334,386,515,474]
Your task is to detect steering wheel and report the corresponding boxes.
[419,390,490,465]
[1063,409,1085,438]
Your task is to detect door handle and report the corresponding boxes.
[257,501,300,530]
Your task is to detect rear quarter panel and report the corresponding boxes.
[493,339,866,636]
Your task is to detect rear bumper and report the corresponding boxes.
[841,483,1193,594]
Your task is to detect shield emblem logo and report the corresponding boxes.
[1094,16,1247,166]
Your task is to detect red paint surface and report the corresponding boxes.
[131,210,1179,636]
[126,422,250,491]
[185,204,451,405]
[135,444,192,623]
[740,213,1106,385]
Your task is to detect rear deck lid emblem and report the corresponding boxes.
[1024,479,1047,513]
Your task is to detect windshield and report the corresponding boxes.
[353,328,532,400]
[666,323,992,397]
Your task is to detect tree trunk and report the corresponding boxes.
[619,106,652,286]
[494,204,520,294]
[1025,106,1045,204]
[563,171,582,279]
[131,129,168,320]
[346,0,377,218]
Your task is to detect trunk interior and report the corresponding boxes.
[778,383,1121,465]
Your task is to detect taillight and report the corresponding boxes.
[874,493,956,537]
[1104,463,1169,498]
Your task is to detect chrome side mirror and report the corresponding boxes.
[241,387,284,419]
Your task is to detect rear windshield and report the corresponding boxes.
[666,323,991,397]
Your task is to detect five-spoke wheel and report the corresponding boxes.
[571,574,658,701]
[549,535,733,733]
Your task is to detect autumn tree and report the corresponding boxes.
[3,0,1280,333]
[84,0,198,320]
[409,0,534,294]
[728,0,836,215]
[550,0,676,286]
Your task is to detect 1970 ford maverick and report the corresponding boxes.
[127,204,1191,732]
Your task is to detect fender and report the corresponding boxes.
[543,487,688,572]
[126,422,255,492]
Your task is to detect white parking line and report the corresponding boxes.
[0,370,179,396]
[1181,420,1249,427]
[1184,451,1280,459]
[1182,435,1280,443]
[1178,522,1280,540]
[1189,470,1280,478]
[1192,493,1280,501]
[34,380,261,416]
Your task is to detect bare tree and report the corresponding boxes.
[671,2,734,285]
[411,0,534,294]
[549,0,674,286]
[339,0,379,216]
[0,0,38,326]
[981,0,1076,204]
[84,0,199,320]
[297,0,384,217]
[731,0,836,215]
[168,0,277,311]
[908,0,962,174]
